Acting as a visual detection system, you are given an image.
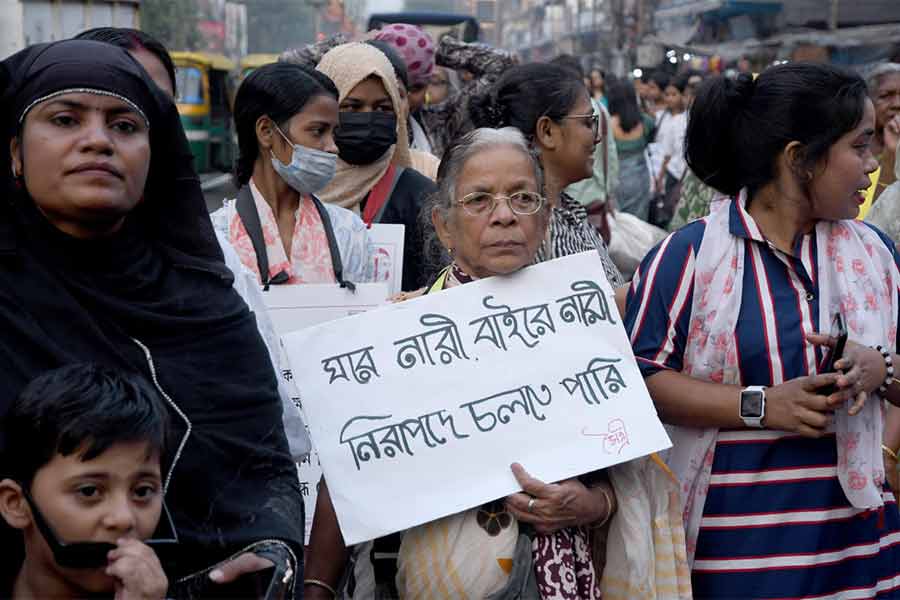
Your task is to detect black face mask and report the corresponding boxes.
[21,485,178,569]
[334,112,398,165]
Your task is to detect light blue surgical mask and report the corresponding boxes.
[270,124,337,194]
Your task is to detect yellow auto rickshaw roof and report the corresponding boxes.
[240,54,279,69]
[171,51,235,72]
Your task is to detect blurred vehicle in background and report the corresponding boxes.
[172,51,236,173]
[366,12,480,43]
[239,53,279,82]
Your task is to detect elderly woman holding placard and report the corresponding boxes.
[303,128,618,600]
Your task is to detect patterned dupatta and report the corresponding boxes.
[227,180,336,284]
[666,190,899,564]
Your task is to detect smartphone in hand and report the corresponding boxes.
[817,313,848,396]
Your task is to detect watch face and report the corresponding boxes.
[741,391,763,418]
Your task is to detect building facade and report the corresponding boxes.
[650,0,900,68]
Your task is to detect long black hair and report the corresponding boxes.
[606,76,643,133]
[76,27,177,95]
[686,62,868,197]
[233,62,338,186]
[668,72,690,94]
[469,62,586,138]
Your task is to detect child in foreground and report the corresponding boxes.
[0,364,170,599]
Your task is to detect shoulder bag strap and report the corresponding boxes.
[235,185,288,289]
[371,167,405,225]
[362,165,404,225]
[311,195,356,292]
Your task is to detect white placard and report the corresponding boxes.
[368,223,405,296]
[261,282,390,543]
[262,282,390,334]
[283,251,671,545]
[294,444,322,545]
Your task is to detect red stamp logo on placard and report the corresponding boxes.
[582,418,630,455]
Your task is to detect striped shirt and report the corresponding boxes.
[625,199,900,598]
[536,193,624,287]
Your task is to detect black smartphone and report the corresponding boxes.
[172,559,291,600]
[818,313,848,395]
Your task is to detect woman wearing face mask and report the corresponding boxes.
[365,40,441,181]
[212,62,373,288]
[279,36,441,183]
[370,24,436,155]
[316,43,437,291]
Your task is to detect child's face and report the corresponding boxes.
[27,441,163,593]
[665,85,684,112]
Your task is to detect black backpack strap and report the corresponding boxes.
[311,195,356,292]
[369,167,405,225]
[371,533,402,591]
[235,185,289,289]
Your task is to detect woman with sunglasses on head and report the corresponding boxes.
[468,62,623,288]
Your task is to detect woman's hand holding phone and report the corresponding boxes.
[807,332,888,415]
[763,373,842,437]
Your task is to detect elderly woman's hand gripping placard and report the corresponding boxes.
[283,250,671,545]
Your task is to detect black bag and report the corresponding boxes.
[648,172,682,229]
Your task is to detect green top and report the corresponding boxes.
[614,113,655,157]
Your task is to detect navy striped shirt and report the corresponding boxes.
[625,200,900,599]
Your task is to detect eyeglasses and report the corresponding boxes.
[561,112,601,140]
[458,191,544,217]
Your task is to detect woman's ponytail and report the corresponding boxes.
[685,73,754,197]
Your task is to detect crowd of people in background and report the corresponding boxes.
[2,19,900,600]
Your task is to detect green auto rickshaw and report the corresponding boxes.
[172,51,236,173]
[239,53,279,83]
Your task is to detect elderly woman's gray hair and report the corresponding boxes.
[431,127,543,220]
[419,127,544,282]
[867,63,900,95]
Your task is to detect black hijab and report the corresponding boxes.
[1,39,223,265]
[0,40,304,588]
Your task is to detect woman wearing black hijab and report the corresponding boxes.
[0,40,304,596]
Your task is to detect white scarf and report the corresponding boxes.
[664,191,899,565]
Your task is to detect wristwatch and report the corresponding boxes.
[740,386,766,428]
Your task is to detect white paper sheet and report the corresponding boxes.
[262,282,390,334]
[368,223,405,296]
[261,282,390,543]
